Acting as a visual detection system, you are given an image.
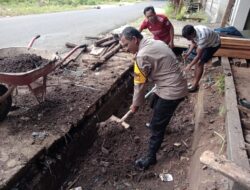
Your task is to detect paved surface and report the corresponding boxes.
[0,1,165,53]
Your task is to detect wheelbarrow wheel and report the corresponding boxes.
[0,84,12,121]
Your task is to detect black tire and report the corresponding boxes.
[0,84,12,121]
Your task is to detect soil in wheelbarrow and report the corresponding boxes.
[0,53,50,73]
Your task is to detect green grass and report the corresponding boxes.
[215,74,225,95]
[0,0,139,16]
[189,10,209,23]
[164,2,175,19]
[176,5,187,20]
[164,2,187,21]
[219,104,226,117]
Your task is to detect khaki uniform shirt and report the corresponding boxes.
[133,38,188,106]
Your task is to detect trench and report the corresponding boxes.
[4,50,211,190]
[4,67,134,190]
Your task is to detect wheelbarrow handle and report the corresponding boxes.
[56,44,87,69]
[28,35,41,50]
[78,44,87,48]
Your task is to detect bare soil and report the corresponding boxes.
[0,49,133,187]
[0,53,50,73]
[0,46,230,190]
[62,94,194,190]
[232,64,250,158]
[232,65,250,102]
[60,61,228,190]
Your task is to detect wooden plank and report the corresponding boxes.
[94,36,113,47]
[220,37,250,47]
[240,59,248,67]
[215,48,250,59]
[242,119,250,130]
[200,151,250,189]
[221,45,250,50]
[232,58,241,66]
[238,105,250,115]
[221,57,249,184]
[211,57,220,66]
[221,0,236,27]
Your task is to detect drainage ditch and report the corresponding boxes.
[3,51,231,190]
[4,67,134,190]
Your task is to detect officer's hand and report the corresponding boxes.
[130,105,139,113]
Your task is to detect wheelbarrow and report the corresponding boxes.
[0,35,87,121]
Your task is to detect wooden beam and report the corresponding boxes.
[232,58,241,66]
[221,0,236,27]
[242,119,250,130]
[238,105,250,115]
[214,48,250,59]
[240,59,248,67]
[221,56,249,172]
[221,45,250,50]
[200,150,250,189]
[220,37,250,48]
[94,36,113,47]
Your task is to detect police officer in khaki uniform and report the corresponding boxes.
[120,27,187,170]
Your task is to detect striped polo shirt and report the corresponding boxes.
[194,25,220,49]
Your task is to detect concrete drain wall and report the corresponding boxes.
[4,67,133,190]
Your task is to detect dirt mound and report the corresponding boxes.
[0,53,50,73]
[91,121,142,179]
[62,98,194,190]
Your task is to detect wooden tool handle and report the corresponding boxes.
[145,85,156,99]
[120,110,133,122]
[200,150,250,189]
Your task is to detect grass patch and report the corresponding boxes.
[0,0,138,16]
[219,104,226,117]
[165,2,175,18]
[176,5,187,20]
[215,74,225,95]
[164,2,187,21]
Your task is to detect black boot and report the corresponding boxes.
[135,154,156,170]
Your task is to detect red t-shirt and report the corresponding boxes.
[140,14,172,44]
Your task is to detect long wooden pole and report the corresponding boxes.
[200,151,250,189]
[221,0,236,27]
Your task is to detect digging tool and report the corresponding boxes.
[107,110,133,129]
[101,85,157,129]
[145,85,156,99]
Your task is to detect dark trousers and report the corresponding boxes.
[148,94,184,156]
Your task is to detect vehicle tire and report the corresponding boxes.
[0,84,12,121]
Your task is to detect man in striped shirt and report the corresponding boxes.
[182,25,220,92]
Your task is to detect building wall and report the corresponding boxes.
[230,0,250,30]
[204,0,228,23]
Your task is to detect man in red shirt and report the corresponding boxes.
[139,6,174,49]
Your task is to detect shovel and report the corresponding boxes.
[102,85,157,129]
[107,110,133,129]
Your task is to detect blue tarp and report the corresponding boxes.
[214,26,243,37]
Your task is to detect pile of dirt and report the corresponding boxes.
[0,53,50,73]
[93,120,142,176]
[62,96,194,190]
